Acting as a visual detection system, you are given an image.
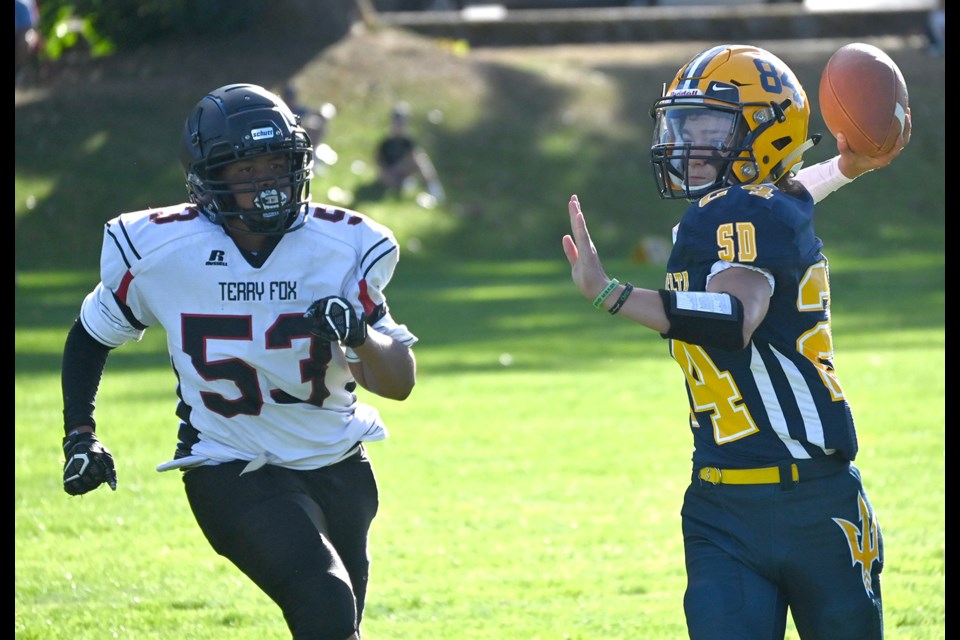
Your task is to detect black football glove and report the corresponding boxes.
[305,296,368,348]
[62,432,118,496]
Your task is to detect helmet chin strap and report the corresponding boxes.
[669,171,719,201]
[771,134,822,182]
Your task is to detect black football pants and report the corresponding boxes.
[182,447,378,640]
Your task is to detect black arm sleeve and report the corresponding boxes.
[658,289,746,352]
[61,318,113,434]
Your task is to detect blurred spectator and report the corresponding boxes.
[282,84,339,173]
[375,102,445,205]
[926,0,944,57]
[15,0,40,88]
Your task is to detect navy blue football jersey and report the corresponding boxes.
[664,183,857,468]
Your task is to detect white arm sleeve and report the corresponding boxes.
[794,156,854,204]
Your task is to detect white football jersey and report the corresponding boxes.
[80,203,417,471]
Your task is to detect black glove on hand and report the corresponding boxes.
[62,432,118,496]
[305,296,368,348]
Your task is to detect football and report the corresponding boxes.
[818,43,909,157]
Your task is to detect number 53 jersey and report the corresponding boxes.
[79,203,418,471]
[664,184,857,469]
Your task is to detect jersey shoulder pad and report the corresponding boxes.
[303,204,402,306]
[106,204,217,258]
[304,203,398,253]
[100,204,217,286]
[684,185,819,268]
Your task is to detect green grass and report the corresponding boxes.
[16,23,943,640]
[15,258,944,640]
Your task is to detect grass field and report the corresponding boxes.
[16,20,943,640]
[14,256,945,639]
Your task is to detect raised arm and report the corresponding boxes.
[797,107,911,203]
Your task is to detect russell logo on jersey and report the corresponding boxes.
[205,249,228,266]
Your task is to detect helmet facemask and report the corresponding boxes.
[651,104,752,200]
[191,140,313,235]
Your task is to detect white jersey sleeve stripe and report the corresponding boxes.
[105,219,142,266]
[80,283,146,348]
[360,240,396,276]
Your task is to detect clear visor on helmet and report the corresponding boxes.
[650,105,744,199]
[655,106,739,165]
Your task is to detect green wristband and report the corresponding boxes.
[592,278,620,309]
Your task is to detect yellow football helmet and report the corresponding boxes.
[650,44,820,200]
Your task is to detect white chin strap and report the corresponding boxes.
[669,171,713,197]
[778,137,819,177]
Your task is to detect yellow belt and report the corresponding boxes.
[698,464,800,485]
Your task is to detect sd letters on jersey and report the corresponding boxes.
[664,184,857,467]
[80,202,417,469]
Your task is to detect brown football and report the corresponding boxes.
[818,43,909,157]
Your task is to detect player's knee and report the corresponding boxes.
[800,597,883,640]
[283,569,359,640]
[684,583,748,639]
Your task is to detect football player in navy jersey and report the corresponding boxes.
[562,45,910,639]
[59,83,417,640]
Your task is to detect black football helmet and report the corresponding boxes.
[179,83,314,234]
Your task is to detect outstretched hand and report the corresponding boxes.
[562,195,611,301]
[837,106,912,179]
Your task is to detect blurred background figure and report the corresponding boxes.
[376,101,445,207]
[15,0,41,88]
[282,83,339,173]
[926,0,944,57]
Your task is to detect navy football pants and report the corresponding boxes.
[682,462,883,640]
[183,447,378,640]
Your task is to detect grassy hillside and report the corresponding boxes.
[15,27,944,270]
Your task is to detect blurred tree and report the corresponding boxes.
[34,0,373,58]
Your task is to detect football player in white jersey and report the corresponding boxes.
[59,83,418,640]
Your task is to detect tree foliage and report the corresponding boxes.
[33,0,371,60]
[38,1,271,50]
